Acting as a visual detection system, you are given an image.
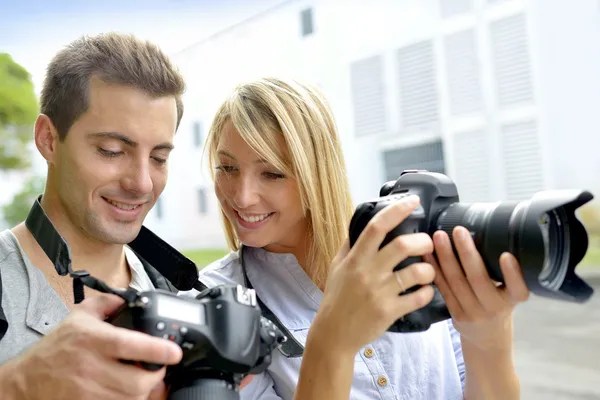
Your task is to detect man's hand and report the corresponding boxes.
[0,294,183,400]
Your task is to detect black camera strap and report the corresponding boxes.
[0,267,8,341]
[25,196,140,305]
[239,246,304,358]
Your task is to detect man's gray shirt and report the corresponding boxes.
[0,229,155,364]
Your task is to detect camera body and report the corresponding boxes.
[349,170,456,333]
[349,170,594,333]
[107,284,285,399]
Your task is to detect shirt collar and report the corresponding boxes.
[244,246,322,330]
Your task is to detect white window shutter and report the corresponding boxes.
[350,55,386,137]
[397,40,439,129]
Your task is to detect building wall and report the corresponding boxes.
[143,0,598,250]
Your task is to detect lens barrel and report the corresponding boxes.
[433,190,594,303]
[169,378,239,400]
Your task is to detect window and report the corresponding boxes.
[444,29,483,115]
[350,55,387,137]
[440,0,473,18]
[397,40,439,129]
[193,121,203,147]
[198,188,207,215]
[382,140,445,182]
[500,120,544,200]
[490,13,534,107]
[155,197,163,219]
[452,130,491,201]
[300,8,314,37]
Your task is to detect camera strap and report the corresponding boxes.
[25,196,140,305]
[240,246,304,358]
[0,268,8,341]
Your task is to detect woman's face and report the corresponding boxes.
[214,120,309,255]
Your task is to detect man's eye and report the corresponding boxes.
[152,157,168,165]
[98,148,122,158]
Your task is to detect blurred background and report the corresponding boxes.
[1,0,599,398]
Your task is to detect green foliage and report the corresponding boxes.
[182,248,229,269]
[0,53,38,170]
[1,175,46,227]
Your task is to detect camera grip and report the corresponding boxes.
[121,359,165,371]
[385,212,452,332]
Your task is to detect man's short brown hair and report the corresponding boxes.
[40,32,186,140]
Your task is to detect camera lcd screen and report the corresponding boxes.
[156,296,205,325]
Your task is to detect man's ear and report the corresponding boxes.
[34,114,60,163]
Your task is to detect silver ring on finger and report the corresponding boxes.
[394,270,406,293]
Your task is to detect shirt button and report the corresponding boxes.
[377,376,388,387]
[364,348,374,358]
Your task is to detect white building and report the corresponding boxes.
[143,0,600,251]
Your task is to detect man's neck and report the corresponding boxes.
[10,200,133,308]
[37,194,131,286]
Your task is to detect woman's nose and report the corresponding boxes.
[232,175,260,209]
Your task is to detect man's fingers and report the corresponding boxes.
[93,325,183,366]
[147,381,168,400]
[240,375,255,390]
[91,357,167,397]
[73,293,126,319]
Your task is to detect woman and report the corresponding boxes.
[196,77,530,399]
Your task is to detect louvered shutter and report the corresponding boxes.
[382,140,445,182]
[500,120,544,200]
[452,130,491,201]
[490,13,534,108]
[350,55,386,137]
[397,40,439,129]
[444,29,483,115]
[440,0,473,18]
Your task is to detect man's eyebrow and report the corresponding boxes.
[217,149,269,164]
[88,132,174,151]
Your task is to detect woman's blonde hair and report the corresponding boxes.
[204,77,354,287]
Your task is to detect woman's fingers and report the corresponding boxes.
[349,195,421,267]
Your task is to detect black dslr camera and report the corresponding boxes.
[349,170,595,333]
[22,196,286,400]
[107,284,286,400]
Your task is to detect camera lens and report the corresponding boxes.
[168,378,239,400]
[433,190,592,302]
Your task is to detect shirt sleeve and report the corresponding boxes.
[240,371,283,400]
[448,319,466,391]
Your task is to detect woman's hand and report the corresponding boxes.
[310,195,436,356]
[424,226,531,351]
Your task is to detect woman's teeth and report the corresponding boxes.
[239,213,271,223]
[107,199,140,211]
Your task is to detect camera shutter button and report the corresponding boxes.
[156,322,166,331]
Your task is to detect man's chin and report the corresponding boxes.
[98,222,143,244]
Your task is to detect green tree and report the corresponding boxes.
[1,175,46,227]
[0,53,38,170]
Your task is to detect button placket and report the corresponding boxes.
[359,345,396,398]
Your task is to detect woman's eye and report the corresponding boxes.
[98,148,122,158]
[216,165,237,173]
[264,171,285,180]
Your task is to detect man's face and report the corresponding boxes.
[49,77,177,245]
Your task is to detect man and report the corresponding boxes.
[0,32,186,399]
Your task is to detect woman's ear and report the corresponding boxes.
[34,114,59,163]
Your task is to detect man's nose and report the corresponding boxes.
[121,158,153,195]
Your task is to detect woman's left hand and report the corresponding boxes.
[423,226,531,351]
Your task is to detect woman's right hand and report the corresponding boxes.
[311,195,436,356]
